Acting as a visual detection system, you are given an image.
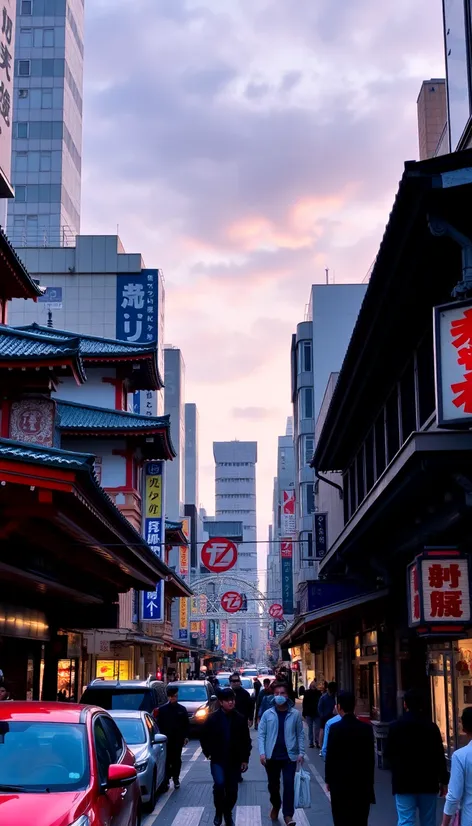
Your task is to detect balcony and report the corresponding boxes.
[105,487,142,532]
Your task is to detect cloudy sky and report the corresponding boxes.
[81,0,445,567]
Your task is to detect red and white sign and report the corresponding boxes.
[408,551,471,630]
[269,603,284,619]
[282,490,296,535]
[281,540,293,559]
[10,399,55,446]
[201,538,237,573]
[221,591,243,613]
[435,300,472,426]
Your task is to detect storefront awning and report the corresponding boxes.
[279,589,388,647]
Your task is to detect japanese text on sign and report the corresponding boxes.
[423,560,470,621]
[314,513,328,559]
[0,3,13,174]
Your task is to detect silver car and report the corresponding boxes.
[110,710,167,811]
[167,680,217,730]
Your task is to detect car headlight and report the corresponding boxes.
[135,759,148,773]
[195,707,209,719]
[69,817,90,826]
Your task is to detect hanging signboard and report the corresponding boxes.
[281,490,296,535]
[221,591,243,613]
[179,517,191,579]
[179,599,188,640]
[407,549,471,634]
[269,603,284,619]
[281,539,294,614]
[141,462,165,623]
[201,538,237,573]
[314,513,328,559]
[434,299,472,426]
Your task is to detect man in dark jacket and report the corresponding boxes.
[302,680,322,748]
[386,688,448,826]
[229,673,255,725]
[318,680,337,751]
[325,691,375,826]
[200,687,252,826]
[157,685,190,789]
[256,678,272,729]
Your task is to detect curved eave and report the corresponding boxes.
[0,355,86,384]
[0,229,43,299]
[166,573,193,598]
[61,427,175,460]
[85,353,163,391]
[165,527,188,546]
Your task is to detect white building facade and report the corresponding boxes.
[9,0,84,245]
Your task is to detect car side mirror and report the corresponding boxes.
[154,733,167,744]
[107,764,137,789]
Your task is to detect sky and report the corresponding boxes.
[81,0,446,570]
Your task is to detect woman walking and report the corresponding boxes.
[442,706,472,825]
[302,681,321,748]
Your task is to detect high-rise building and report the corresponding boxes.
[164,347,185,524]
[184,403,199,510]
[8,0,84,246]
[417,79,447,160]
[267,418,295,610]
[291,284,367,610]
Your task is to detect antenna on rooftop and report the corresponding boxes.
[47,310,53,328]
[325,268,329,284]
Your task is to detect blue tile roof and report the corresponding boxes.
[0,438,93,469]
[0,327,86,381]
[57,399,171,433]
[16,323,157,357]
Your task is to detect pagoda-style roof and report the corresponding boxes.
[165,519,188,546]
[56,399,175,459]
[16,324,162,390]
[1,229,44,300]
[0,326,86,383]
[0,437,175,593]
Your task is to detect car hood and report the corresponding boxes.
[129,744,149,763]
[179,701,207,714]
[0,790,87,826]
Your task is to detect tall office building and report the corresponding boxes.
[8,0,84,246]
[267,418,295,609]
[164,347,185,525]
[184,403,199,510]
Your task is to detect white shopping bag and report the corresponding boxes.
[294,767,311,809]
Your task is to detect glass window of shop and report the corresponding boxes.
[444,0,471,149]
[353,631,380,720]
[96,660,130,681]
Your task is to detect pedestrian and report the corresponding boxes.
[200,687,251,826]
[302,680,322,748]
[253,677,262,700]
[387,688,448,826]
[320,706,341,761]
[256,678,272,728]
[157,685,190,790]
[258,680,275,724]
[258,681,305,826]
[229,673,254,726]
[325,691,374,826]
[318,680,337,751]
[0,684,10,701]
[442,705,472,825]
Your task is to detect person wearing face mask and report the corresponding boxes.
[258,682,305,826]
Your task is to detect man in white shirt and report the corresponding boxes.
[443,706,472,825]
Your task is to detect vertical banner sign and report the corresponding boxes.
[221,621,228,652]
[282,490,296,535]
[179,599,188,640]
[0,0,15,196]
[141,462,165,623]
[116,270,158,416]
[281,539,294,614]
[314,513,328,559]
[179,517,190,578]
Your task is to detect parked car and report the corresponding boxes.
[216,675,255,699]
[0,701,140,826]
[167,681,217,730]
[80,678,167,720]
[241,668,258,679]
[110,710,167,811]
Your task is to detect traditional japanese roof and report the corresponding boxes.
[15,323,162,390]
[0,436,175,590]
[0,229,44,300]
[56,399,175,459]
[165,519,188,546]
[0,326,86,383]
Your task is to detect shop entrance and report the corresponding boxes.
[430,649,455,754]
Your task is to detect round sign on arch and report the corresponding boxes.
[221,591,243,613]
[201,538,238,573]
[269,603,284,619]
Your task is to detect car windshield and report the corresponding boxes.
[173,685,207,702]
[242,670,257,677]
[81,688,151,711]
[0,722,88,792]
[240,679,253,689]
[216,677,230,686]
[113,718,147,745]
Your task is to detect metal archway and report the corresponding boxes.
[189,574,270,621]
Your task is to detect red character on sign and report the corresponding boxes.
[451,308,472,350]
[430,591,463,618]
[428,563,461,589]
[451,309,472,412]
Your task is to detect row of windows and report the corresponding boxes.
[18,86,59,109]
[67,5,84,57]
[20,0,67,16]
[19,26,55,48]
[216,509,256,515]
[15,58,83,115]
[215,493,255,499]
[13,120,82,174]
[15,149,59,172]
[15,182,61,202]
[215,477,254,483]
[216,462,254,467]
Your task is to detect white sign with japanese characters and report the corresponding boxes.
[0,0,14,195]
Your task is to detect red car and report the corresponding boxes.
[0,702,141,826]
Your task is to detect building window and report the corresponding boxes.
[43,28,55,47]
[15,186,26,202]
[15,152,28,172]
[40,151,51,171]
[42,88,52,109]
[299,387,314,420]
[21,0,32,14]
[300,435,314,466]
[298,340,312,373]
[15,122,29,138]
[305,483,315,515]
[17,60,31,77]
[19,27,33,46]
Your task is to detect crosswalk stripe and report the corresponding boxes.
[235,806,262,826]
[294,809,311,826]
[169,807,205,826]
[142,756,198,826]
[190,746,202,761]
